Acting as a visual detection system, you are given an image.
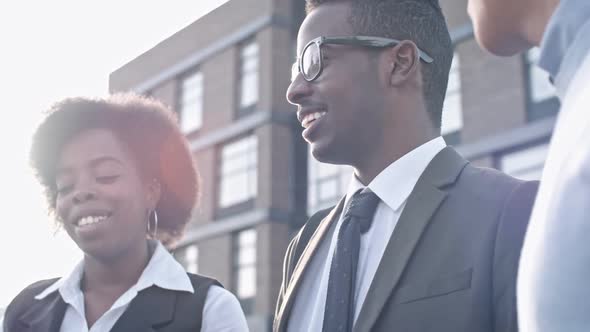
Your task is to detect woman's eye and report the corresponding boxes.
[96,175,120,184]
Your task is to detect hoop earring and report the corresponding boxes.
[147,209,159,238]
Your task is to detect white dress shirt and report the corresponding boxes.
[517,1,590,330]
[287,137,447,332]
[1,240,248,332]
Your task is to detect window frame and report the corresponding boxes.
[178,69,205,134]
[236,38,259,117]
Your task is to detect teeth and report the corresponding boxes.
[302,111,327,128]
[77,215,108,227]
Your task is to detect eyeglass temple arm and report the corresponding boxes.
[325,37,434,63]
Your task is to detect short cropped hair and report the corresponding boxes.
[306,0,453,129]
[30,93,198,246]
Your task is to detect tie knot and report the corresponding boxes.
[344,190,380,232]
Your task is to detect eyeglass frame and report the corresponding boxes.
[292,35,434,82]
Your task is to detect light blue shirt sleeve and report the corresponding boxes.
[201,285,249,332]
[517,54,590,332]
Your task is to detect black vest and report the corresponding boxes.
[3,273,220,332]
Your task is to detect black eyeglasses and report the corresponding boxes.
[291,35,434,82]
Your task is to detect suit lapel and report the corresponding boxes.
[354,147,468,332]
[20,293,67,332]
[275,197,346,331]
[110,286,176,332]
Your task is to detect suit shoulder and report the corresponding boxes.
[309,206,334,224]
[297,207,333,239]
[510,179,539,198]
[452,165,538,226]
[12,278,60,301]
[459,164,538,200]
[499,179,539,223]
[4,278,60,323]
[286,206,334,266]
[186,273,223,289]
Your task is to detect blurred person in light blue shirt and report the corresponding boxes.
[467,0,590,331]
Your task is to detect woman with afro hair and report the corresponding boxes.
[2,94,248,332]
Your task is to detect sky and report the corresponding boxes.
[0,0,228,309]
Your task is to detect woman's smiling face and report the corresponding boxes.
[55,128,156,261]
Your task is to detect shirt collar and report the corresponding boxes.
[34,260,84,302]
[538,0,590,98]
[35,240,194,302]
[135,240,194,293]
[344,136,447,212]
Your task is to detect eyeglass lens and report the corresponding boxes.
[302,42,321,80]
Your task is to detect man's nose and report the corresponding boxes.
[286,74,313,106]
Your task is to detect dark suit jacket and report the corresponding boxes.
[274,147,538,332]
[3,273,220,332]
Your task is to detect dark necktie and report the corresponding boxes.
[323,189,380,332]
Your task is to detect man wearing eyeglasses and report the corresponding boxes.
[467,0,590,331]
[273,1,538,332]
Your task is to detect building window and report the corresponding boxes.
[307,150,352,214]
[179,71,204,133]
[184,245,199,274]
[525,48,559,121]
[441,53,463,144]
[238,40,259,114]
[218,135,258,209]
[234,228,257,314]
[500,143,549,180]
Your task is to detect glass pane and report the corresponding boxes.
[243,57,258,72]
[219,136,258,208]
[183,87,203,102]
[239,229,257,246]
[186,263,198,274]
[238,247,256,265]
[220,174,249,207]
[307,146,353,214]
[185,245,198,274]
[442,53,462,135]
[317,161,340,177]
[180,104,202,132]
[500,144,549,180]
[242,42,258,58]
[180,71,203,132]
[318,178,339,201]
[184,71,203,88]
[185,245,198,261]
[340,166,352,194]
[222,154,248,174]
[441,93,463,135]
[240,73,259,107]
[239,41,259,109]
[222,137,256,172]
[447,69,461,94]
[237,266,257,298]
[307,182,317,212]
[223,137,249,157]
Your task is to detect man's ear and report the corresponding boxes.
[146,179,162,210]
[386,40,420,86]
